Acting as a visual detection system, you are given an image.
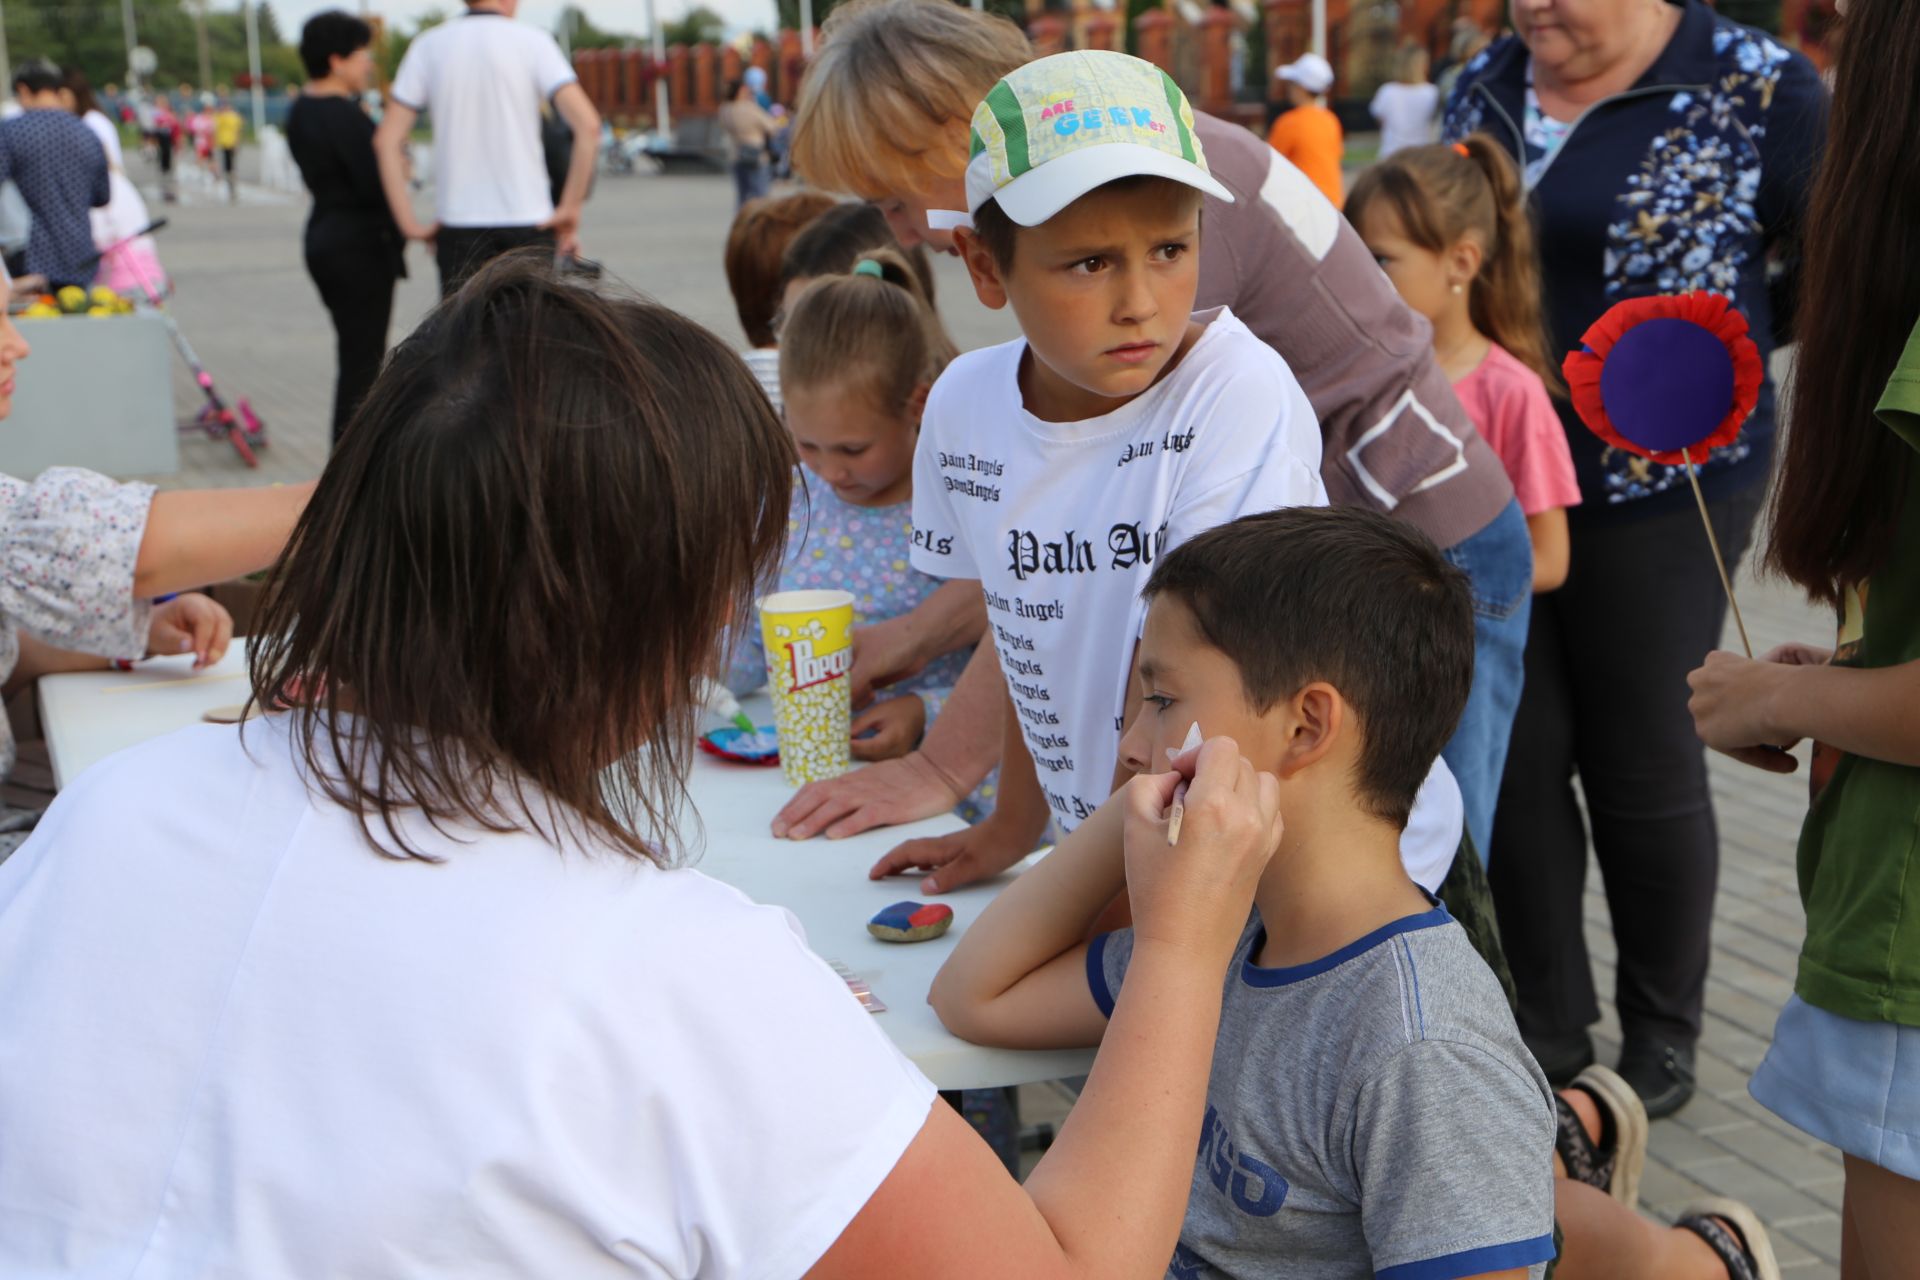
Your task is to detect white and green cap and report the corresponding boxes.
[928,50,1233,231]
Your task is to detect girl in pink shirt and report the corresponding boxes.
[1348,136,1579,591]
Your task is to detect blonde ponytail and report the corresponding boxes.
[780,248,957,415]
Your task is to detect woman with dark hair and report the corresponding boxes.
[64,67,163,293]
[718,75,783,209]
[286,9,403,446]
[1444,0,1826,1118]
[1688,0,1920,1269]
[0,255,1284,1276]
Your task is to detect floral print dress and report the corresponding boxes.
[0,468,154,857]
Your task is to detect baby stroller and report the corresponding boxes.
[92,219,265,468]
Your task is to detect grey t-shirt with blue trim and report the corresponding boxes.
[1088,905,1556,1280]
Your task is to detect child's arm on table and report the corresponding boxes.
[774,636,1007,838]
[1527,508,1569,593]
[4,595,235,695]
[929,793,1129,1050]
[867,682,1053,892]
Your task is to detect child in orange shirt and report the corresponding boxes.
[1267,53,1343,206]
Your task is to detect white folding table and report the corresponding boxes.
[37,644,1095,1091]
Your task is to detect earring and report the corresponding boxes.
[1450,283,1464,295]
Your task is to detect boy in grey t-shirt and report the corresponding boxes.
[932,506,1556,1280]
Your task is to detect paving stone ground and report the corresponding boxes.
[124,150,1846,1277]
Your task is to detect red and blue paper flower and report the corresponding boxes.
[1562,292,1763,466]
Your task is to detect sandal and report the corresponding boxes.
[1552,1063,1649,1207]
[1676,1197,1781,1280]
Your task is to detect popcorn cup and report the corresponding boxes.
[759,589,855,786]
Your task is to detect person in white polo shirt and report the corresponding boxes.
[374,0,601,296]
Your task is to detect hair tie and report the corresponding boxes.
[853,259,885,279]
[1452,141,1472,158]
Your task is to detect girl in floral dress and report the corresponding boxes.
[724,251,993,820]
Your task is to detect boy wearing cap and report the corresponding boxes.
[1267,54,1343,207]
[904,51,1469,892]
[903,49,1330,855]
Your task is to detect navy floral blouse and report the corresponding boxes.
[1444,0,1825,516]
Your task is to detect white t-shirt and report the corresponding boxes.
[390,11,578,228]
[0,718,935,1278]
[912,308,1463,888]
[1369,81,1440,158]
[912,309,1326,834]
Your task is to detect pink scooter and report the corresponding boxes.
[93,218,265,468]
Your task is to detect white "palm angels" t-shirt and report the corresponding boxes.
[912,309,1326,834]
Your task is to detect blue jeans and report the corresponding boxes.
[732,154,771,209]
[1441,498,1532,862]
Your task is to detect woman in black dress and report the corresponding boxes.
[286,11,405,447]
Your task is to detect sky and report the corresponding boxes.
[264,0,781,45]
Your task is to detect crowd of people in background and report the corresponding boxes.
[0,0,1915,1277]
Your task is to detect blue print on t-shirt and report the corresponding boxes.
[1198,1104,1288,1217]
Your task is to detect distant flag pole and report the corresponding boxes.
[1564,292,1765,657]
[647,0,671,139]
[244,0,266,137]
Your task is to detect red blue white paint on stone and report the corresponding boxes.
[867,900,955,943]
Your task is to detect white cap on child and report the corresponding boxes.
[1275,53,1335,96]
[927,50,1234,232]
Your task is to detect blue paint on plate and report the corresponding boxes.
[699,724,780,764]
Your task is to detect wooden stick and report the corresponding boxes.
[1681,446,1753,658]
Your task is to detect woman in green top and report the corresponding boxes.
[1687,1,1920,1272]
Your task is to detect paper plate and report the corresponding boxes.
[698,724,781,765]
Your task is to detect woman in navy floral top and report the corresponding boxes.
[1443,0,1824,1120]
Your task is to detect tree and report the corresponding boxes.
[379,9,445,83]
[663,5,725,45]
[558,5,639,51]
[774,0,1021,33]
[3,0,308,91]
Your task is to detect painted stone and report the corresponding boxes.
[867,900,954,943]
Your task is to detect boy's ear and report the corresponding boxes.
[953,226,1009,311]
[905,381,932,423]
[1272,681,1344,780]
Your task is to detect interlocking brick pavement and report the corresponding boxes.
[116,148,1847,1277]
